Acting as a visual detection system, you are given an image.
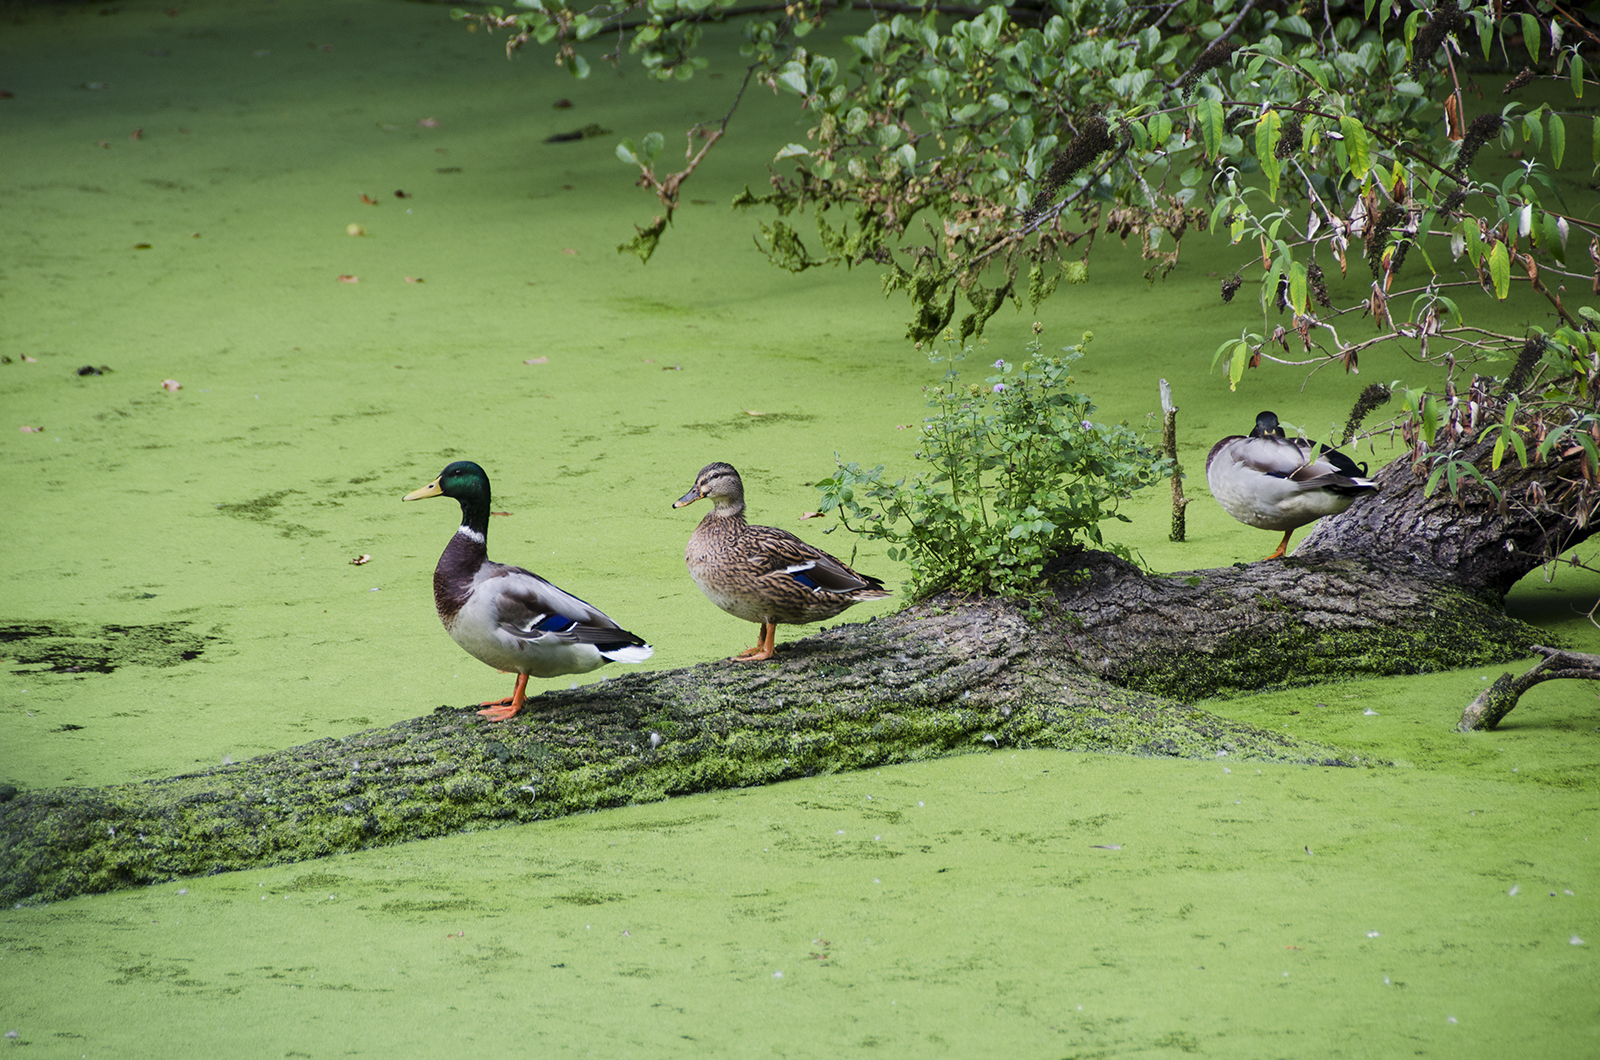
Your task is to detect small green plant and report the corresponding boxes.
[816,332,1170,601]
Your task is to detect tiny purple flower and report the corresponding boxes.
[1081,419,1093,430]
[993,383,1006,393]
[993,359,1005,369]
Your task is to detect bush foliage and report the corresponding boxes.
[816,333,1170,599]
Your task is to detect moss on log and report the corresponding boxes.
[1047,552,1540,700]
[0,553,1543,905]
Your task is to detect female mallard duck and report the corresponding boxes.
[672,462,890,661]
[1206,410,1379,560]
[403,460,652,720]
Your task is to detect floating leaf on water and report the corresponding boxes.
[417,117,441,128]
[346,224,365,236]
[161,379,181,391]
[337,275,358,283]
[350,554,371,566]
[524,357,548,365]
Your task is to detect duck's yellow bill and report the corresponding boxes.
[402,478,443,502]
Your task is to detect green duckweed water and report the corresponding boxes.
[1,1,1596,1055]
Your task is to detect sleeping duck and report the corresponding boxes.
[403,460,652,720]
[673,462,890,661]
[1206,411,1378,560]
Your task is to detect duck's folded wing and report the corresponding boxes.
[753,535,885,594]
[1230,436,1315,477]
[1290,447,1378,494]
[489,567,643,647]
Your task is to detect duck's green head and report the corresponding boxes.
[403,462,493,529]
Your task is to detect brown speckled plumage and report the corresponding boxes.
[672,462,889,661]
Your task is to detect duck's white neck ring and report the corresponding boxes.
[455,525,486,544]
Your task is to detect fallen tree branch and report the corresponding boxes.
[0,553,1543,905]
[1457,644,1600,731]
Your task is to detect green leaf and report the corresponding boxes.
[1195,98,1225,161]
[1520,12,1540,62]
[1424,463,1446,497]
[1228,341,1249,392]
[1462,220,1484,267]
[1421,393,1439,445]
[1488,240,1511,300]
[777,63,808,95]
[1289,260,1307,314]
[1210,336,1236,369]
[1296,58,1330,92]
[1339,116,1370,182]
[1255,110,1282,199]
[1149,112,1172,148]
[1573,54,1585,99]
[615,139,640,166]
[1549,111,1566,168]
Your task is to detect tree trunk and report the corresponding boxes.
[1298,439,1594,599]
[0,550,1543,906]
[1043,551,1539,700]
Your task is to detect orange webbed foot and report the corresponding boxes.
[477,673,529,721]
[730,623,777,662]
[1262,530,1293,561]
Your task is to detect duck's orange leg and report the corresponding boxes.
[733,622,777,662]
[1263,530,1294,561]
[478,672,529,721]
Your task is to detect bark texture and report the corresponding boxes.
[1045,552,1539,700]
[1298,440,1594,598]
[0,552,1543,905]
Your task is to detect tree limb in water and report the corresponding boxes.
[0,552,1543,905]
[1457,645,1600,732]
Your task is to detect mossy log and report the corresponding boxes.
[0,553,1542,905]
[1047,551,1539,700]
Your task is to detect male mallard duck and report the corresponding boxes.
[672,461,890,661]
[403,460,652,720]
[1206,410,1379,560]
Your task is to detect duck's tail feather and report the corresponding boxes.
[599,642,654,664]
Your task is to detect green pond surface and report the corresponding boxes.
[1,1,1595,1055]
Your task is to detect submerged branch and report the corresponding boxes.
[1458,645,1600,731]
